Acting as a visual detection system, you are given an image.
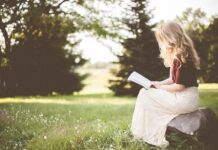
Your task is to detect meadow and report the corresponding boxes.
[0,68,218,150]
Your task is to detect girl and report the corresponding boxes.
[130,21,200,148]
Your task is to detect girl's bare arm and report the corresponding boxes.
[159,77,174,85]
[151,77,173,86]
[155,83,185,92]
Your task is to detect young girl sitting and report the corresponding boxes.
[130,21,200,148]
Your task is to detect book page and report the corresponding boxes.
[127,71,151,89]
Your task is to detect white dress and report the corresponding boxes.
[130,68,199,147]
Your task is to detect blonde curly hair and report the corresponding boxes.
[154,21,200,69]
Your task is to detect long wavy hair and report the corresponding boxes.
[154,21,200,69]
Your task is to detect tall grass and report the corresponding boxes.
[0,84,218,150]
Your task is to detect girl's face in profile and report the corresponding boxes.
[159,42,173,55]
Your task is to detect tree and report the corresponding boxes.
[0,0,119,96]
[0,0,70,57]
[7,8,86,95]
[109,0,168,96]
[175,8,218,82]
[0,0,28,96]
[0,0,76,96]
[205,17,218,82]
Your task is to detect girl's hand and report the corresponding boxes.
[151,81,161,88]
[152,83,162,89]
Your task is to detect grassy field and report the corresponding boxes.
[0,68,218,150]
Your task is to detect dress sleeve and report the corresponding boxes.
[171,58,198,87]
[171,59,186,85]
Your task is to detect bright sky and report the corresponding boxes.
[79,0,218,63]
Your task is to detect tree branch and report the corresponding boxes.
[0,17,11,57]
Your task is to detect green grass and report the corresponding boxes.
[0,84,218,150]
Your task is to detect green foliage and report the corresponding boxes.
[176,8,218,83]
[0,0,118,96]
[7,8,86,96]
[204,17,218,82]
[109,0,168,96]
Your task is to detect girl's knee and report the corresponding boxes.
[136,88,149,105]
[138,88,148,98]
[139,88,146,94]
[139,88,150,95]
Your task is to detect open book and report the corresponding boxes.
[127,71,152,89]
